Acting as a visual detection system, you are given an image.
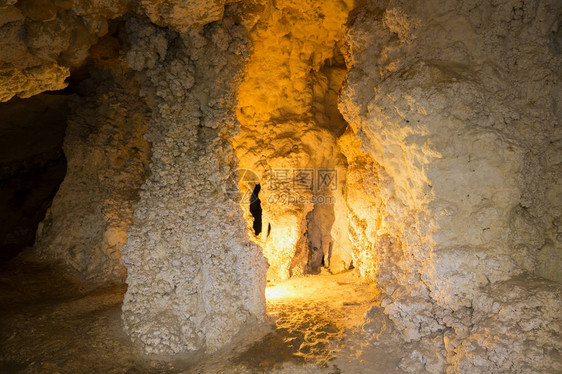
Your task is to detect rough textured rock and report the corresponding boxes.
[446,275,562,373]
[140,0,230,32]
[35,58,150,284]
[3,0,560,369]
[121,16,267,355]
[340,0,562,371]
[0,0,131,102]
[0,0,256,102]
[0,64,70,102]
[233,0,355,280]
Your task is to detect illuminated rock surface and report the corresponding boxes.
[0,0,561,372]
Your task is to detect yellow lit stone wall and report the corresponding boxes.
[233,0,356,280]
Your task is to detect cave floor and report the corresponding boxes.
[0,260,410,373]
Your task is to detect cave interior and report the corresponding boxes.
[0,0,561,373]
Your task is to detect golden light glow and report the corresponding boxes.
[233,0,355,282]
[263,272,378,364]
[264,284,297,300]
[265,271,379,302]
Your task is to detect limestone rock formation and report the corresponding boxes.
[120,16,267,354]
[35,59,150,284]
[447,275,562,373]
[0,0,130,101]
[233,0,356,281]
[3,0,559,371]
[340,0,562,371]
[140,0,229,32]
[0,0,253,102]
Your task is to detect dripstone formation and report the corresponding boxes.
[1,0,560,372]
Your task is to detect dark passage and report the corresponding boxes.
[0,94,69,262]
[249,184,262,236]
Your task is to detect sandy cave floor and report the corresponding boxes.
[0,260,411,373]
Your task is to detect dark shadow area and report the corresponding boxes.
[0,94,70,262]
[0,260,171,373]
[250,184,262,236]
[0,20,131,264]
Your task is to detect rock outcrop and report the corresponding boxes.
[0,0,250,102]
[35,50,151,284]
[120,16,267,355]
[233,0,355,280]
[340,0,562,371]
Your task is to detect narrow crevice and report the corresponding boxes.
[250,184,262,236]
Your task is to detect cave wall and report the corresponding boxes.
[120,16,267,355]
[1,0,560,369]
[233,0,355,280]
[341,0,562,372]
[35,55,151,284]
[0,0,242,102]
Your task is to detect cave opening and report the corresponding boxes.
[0,94,70,262]
[249,184,262,236]
[228,4,379,362]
